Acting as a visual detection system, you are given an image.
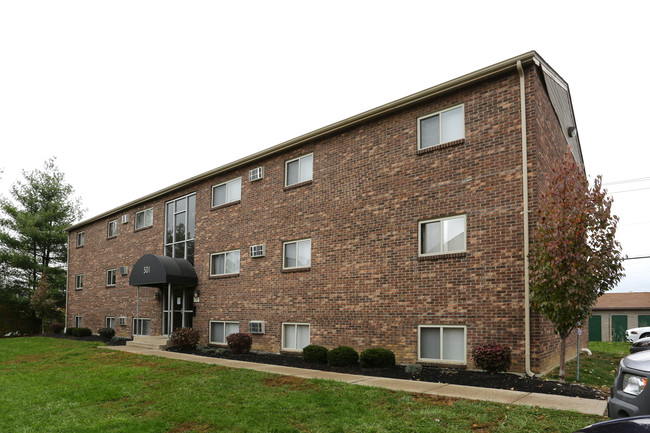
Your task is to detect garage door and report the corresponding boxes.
[612,315,628,342]
[589,315,602,342]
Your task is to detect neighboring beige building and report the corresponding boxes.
[591,293,650,342]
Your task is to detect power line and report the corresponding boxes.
[609,186,650,194]
[605,176,650,186]
[624,256,650,260]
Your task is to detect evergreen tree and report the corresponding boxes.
[0,158,84,328]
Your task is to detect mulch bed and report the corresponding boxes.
[165,346,607,401]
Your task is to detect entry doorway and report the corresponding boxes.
[162,286,194,335]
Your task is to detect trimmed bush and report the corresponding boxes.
[327,345,359,367]
[49,322,64,334]
[98,327,116,340]
[360,348,396,368]
[472,343,512,373]
[170,327,200,349]
[226,332,253,354]
[65,327,92,337]
[302,344,328,364]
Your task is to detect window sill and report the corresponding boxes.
[418,360,467,367]
[209,273,240,279]
[211,200,241,211]
[281,267,311,274]
[75,288,83,291]
[418,252,467,261]
[417,138,465,154]
[76,245,84,249]
[107,235,117,240]
[284,180,313,191]
[106,285,116,288]
[134,225,153,233]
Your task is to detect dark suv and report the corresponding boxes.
[609,351,650,418]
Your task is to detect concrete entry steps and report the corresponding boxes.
[100,344,608,416]
[125,335,170,350]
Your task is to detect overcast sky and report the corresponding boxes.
[1,1,648,292]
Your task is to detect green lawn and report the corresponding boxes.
[545,341,628,393]
[0,337,604,433]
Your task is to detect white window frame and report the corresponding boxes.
[74,316,82,328]
[282,322,310,351]
[106,317,115,329]
[285,153,313,187]
[418,215,466,257]
[417,104,465,150]
[418,325,467,364]
[135,208,154,230]
[75,274,83,290]
[133,318,151,336]
[77,231,84,247]
[106,269,117,287]
[107,220,117,238]
[211,177,242,208]
[210,250,241,276]
[209,320,240,344]
[283,238,311,270]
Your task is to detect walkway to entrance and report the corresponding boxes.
[100,344,607,416]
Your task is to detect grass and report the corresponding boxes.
[0,337,605,433]
[545,341,629,392]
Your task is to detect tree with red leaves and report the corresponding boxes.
[530,151,624,382]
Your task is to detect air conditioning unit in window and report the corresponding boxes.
[249,167,264,182]
[118,317,126,326]
[119,266,129,276]
[249,321,265,334]
[250,244,266,258]
[121,214,129,224]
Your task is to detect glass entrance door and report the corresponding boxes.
[162,286,194,335]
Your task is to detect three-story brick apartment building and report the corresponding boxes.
[66,51,586,374]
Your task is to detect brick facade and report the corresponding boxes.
[66,52,587,373]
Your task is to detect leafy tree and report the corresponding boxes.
[30,272,58,333]
[0,158,84,329]
[529,151,624,382]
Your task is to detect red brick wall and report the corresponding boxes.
[67,63,577,372]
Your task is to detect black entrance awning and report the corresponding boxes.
[129,254,198,287]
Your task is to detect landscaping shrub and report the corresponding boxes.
[98,327,115,340]
[327,345,359,367]
[472,343,512,373]
[170,327,200,349]
[360,348,396,368]
[302,344,328,364]
[226,332,253,354]
[49,322,64,334]
[65,327,92,337]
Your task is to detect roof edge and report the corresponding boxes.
[66,51,540,232]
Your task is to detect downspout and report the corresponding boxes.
[517,60,535,377]
[64,235,69,333]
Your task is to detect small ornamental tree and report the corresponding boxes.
[30,273,57,334]
[529,150,624,382]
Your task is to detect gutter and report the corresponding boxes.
[517,60,535,377]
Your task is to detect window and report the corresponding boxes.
[209,321,240,344]
[210,250,240,276]
[75,274,83,290]
[133,318,151,336]
[212,177,242,207]
[285,154,313,187]
[419,215,466,256]
[418,105,464,150]
[106,317,115,329]
[419,325,466,363]
[106,269,117,287]
[107,220,117,238]
[77,231,84,247]
[135,208,154,230]
[74,316,82,328]
[165,194,196,265]
[282,323,310,351]
[283,239,311,269]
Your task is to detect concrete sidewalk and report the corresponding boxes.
[99,345,607,416]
